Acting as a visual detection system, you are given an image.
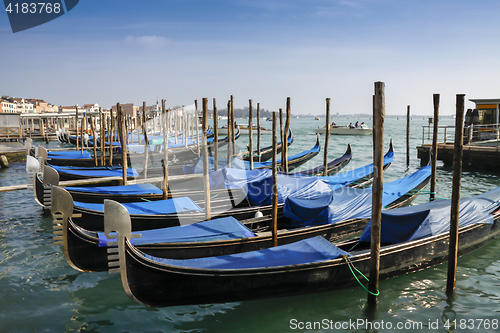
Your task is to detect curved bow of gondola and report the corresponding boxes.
[291,143,352,176]
[242,128,294,162]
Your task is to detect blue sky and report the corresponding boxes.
[1,0,500,115]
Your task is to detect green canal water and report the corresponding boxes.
[1,117,500,332]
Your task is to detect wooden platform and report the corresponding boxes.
[417,143,500,168]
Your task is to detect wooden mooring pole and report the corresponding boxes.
[248,99,254,170]
[117,103,128,186]
[91,116,97,166]
[109,108,114,166]
[142,101,149,179]
[162,100,169,200]
[279,108,283,170]
[446,94,465,296]
[226,99,232,167]
[213,98,219,171]
[406,105,410,167]
[257,103,261,162]
[75,105,79,151]
[368,81,385,307]
[202,98,211,220]
[272,111,278,247]
[324,98,331,176]
[230,95,235,155]
[430,94,440,201]
[283,98,291,173]
[99,108,105,166]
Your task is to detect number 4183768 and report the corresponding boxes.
[5,2,61,14]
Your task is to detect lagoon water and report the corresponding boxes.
[2,116,500,332]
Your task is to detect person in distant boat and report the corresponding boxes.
[360,122,367,129]
[331,121,337,128]
[349,122,354,129]
[355,121,359,128]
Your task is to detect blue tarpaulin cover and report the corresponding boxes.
[98,216,255,247]
[48,151,92,159]
[208,167,331,206]
[74,197,202,215]
[359,186,500,244]
[49,165,140,178]
[66,183,162,195]
[283,165,431,227]
[145,236,349,269]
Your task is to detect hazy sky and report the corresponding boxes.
[1,0,499,115]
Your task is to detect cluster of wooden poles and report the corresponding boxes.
[7,87,466,310]
[367,83,466,310]
[71,87,467,308]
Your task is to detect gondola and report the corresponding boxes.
[33,142,352,207]
[183,134,322,174]
[107,186,500,307]
[290,144,352,176]
[47,144,395,230]
[252,134,320,171]
[241,128,293,162]
[39,128,240,168]
[51,164,431,272]
[69,130,216,148]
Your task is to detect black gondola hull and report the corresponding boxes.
[60,175,428,272]
[122,215,500,307]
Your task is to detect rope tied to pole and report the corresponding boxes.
[343,255,380,296]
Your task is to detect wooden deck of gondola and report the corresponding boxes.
[417,143,500,168]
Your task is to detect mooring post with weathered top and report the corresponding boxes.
[81,112,85,153]
[195,100,200,156]
[283,98,291,173]
[75,105,79,151]
[117,103,128,186]
[446,94,465,297]
[431,94,440,201]
[202,98,211,220]
[324,98,331,176]
[213,98,219,171]
[257,103,261,162]
[142,101,149,179]
[91,116,97,166]
[248,99,254,170]
[162,99,169,200]
[406,105,410,167]
[368,81,385,308]
[279,108,284,171]
[230,95,236,154]
[226,99,232,168]
[99,108,105,166]
[272,111,278,247]
[109,108,114,166]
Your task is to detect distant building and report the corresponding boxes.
[13,98,34,113]
[27,99,58,113]
[1,97,17,113]
[111,103,139,117]
[81,103,100,113]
